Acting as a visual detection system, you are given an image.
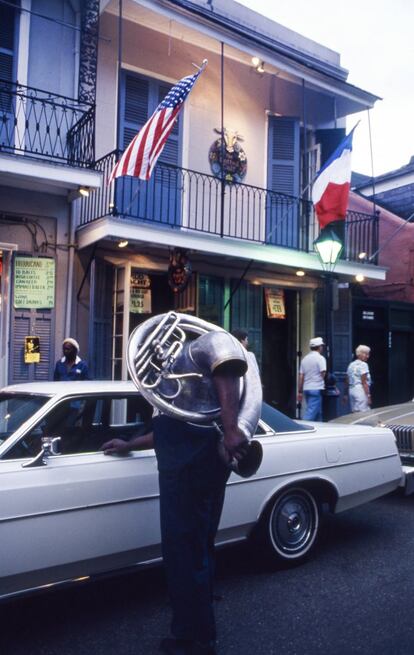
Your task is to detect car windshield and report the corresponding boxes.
[0,394,49,444]
[261,402,312,433]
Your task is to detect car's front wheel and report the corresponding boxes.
[262,487,320,564]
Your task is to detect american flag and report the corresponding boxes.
[109,63,206,183]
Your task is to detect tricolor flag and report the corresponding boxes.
[108,62,207,184]
[312,126,357,229]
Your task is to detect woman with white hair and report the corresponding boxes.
[344,345,372,412]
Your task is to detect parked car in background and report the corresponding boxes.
[0,381,409,601]
[331,401,414,465]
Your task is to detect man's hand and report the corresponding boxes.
[100,438,130,455]
[218,427,249,466]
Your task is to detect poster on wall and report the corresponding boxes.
[264,288,286,319]
[130,273,152,314]
[14,257,55,309]
[24,336,40,363]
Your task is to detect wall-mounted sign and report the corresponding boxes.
[24,336,40,363]
[168,249,192,293]
[14,257,55,309]
[130,287,152,314]
[208,128,247,184]
[131,272,151,289]
[265,288,286,319]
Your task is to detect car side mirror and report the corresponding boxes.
[22,437,61,468]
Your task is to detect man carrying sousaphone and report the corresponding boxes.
[102,312,263,655]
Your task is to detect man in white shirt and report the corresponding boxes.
[297,337,327,421]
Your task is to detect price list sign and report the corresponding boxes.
[14,257,55,309]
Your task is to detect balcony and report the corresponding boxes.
[79,150,379,265]
[0,79,95,165]
[0,79,102,194]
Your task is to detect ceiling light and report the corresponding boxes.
[355,274,365,282]
[296,270,305,277]
[118,240,128,248]
[78,186,90,197]
[251,56,261,67]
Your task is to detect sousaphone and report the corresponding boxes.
[126,311,263,477]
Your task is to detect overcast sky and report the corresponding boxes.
[236,0,414,177]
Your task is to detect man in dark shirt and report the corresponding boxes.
[53,338,90,381]
[102,365,247,655]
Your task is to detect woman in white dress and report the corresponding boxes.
[344,345,372,412]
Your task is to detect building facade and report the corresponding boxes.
[0,0,386,415]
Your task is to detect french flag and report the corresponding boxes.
[312,127,356,229]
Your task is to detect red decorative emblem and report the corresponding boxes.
[168,249,192,293]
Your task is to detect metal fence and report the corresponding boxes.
[0,79,95,166]
[80,150,379,262]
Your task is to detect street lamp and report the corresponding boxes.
[313,228,343,272]
[313,228,343,419]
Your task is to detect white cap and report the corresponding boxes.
[309,337,324,348]
[63,337,80,352]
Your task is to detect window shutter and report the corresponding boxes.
[0,1,17,113]
[122,75,149,148]
[267,117,300,247]
[9,310,54,383]
[117,71,182,225]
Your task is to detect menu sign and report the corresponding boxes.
[264,288,286,319]
[14,257,55,309]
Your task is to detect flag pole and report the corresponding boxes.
[220,42,225,238]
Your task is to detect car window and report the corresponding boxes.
[260,402,312,434]
[2,394,153,459]
[0,394,49,446]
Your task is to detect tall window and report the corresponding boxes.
[267,116,300,247]
[115,71,182,224]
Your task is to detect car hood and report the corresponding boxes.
[330,402,414,427]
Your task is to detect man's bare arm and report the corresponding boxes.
[100,431,154,455]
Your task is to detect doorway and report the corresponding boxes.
[261,289,297,416]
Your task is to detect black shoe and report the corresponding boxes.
[160,637,194,655]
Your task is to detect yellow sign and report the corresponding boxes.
[130,288,152,314]
[265,288,286,319]
[14,257,55,309]
[24,336,40,363]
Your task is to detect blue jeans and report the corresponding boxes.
[303,389,323,421]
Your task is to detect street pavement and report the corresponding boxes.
[2,490,414,655]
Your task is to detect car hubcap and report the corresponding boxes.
[269,489,318,558]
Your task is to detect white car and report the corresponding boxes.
[0,381,407,601]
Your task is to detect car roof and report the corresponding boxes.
[1,380,139,397]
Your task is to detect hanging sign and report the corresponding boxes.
[14,257,55,309]
[131,272,151,289]
[130,287,152,314]
[24,336,40,363]
[130,272,152,314]
[265,288,286,319]
[208,128,247,184]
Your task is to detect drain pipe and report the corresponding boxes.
[64,199,77,337]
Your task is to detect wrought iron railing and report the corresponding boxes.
[79,150,379,262]
[0,79,95,166]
